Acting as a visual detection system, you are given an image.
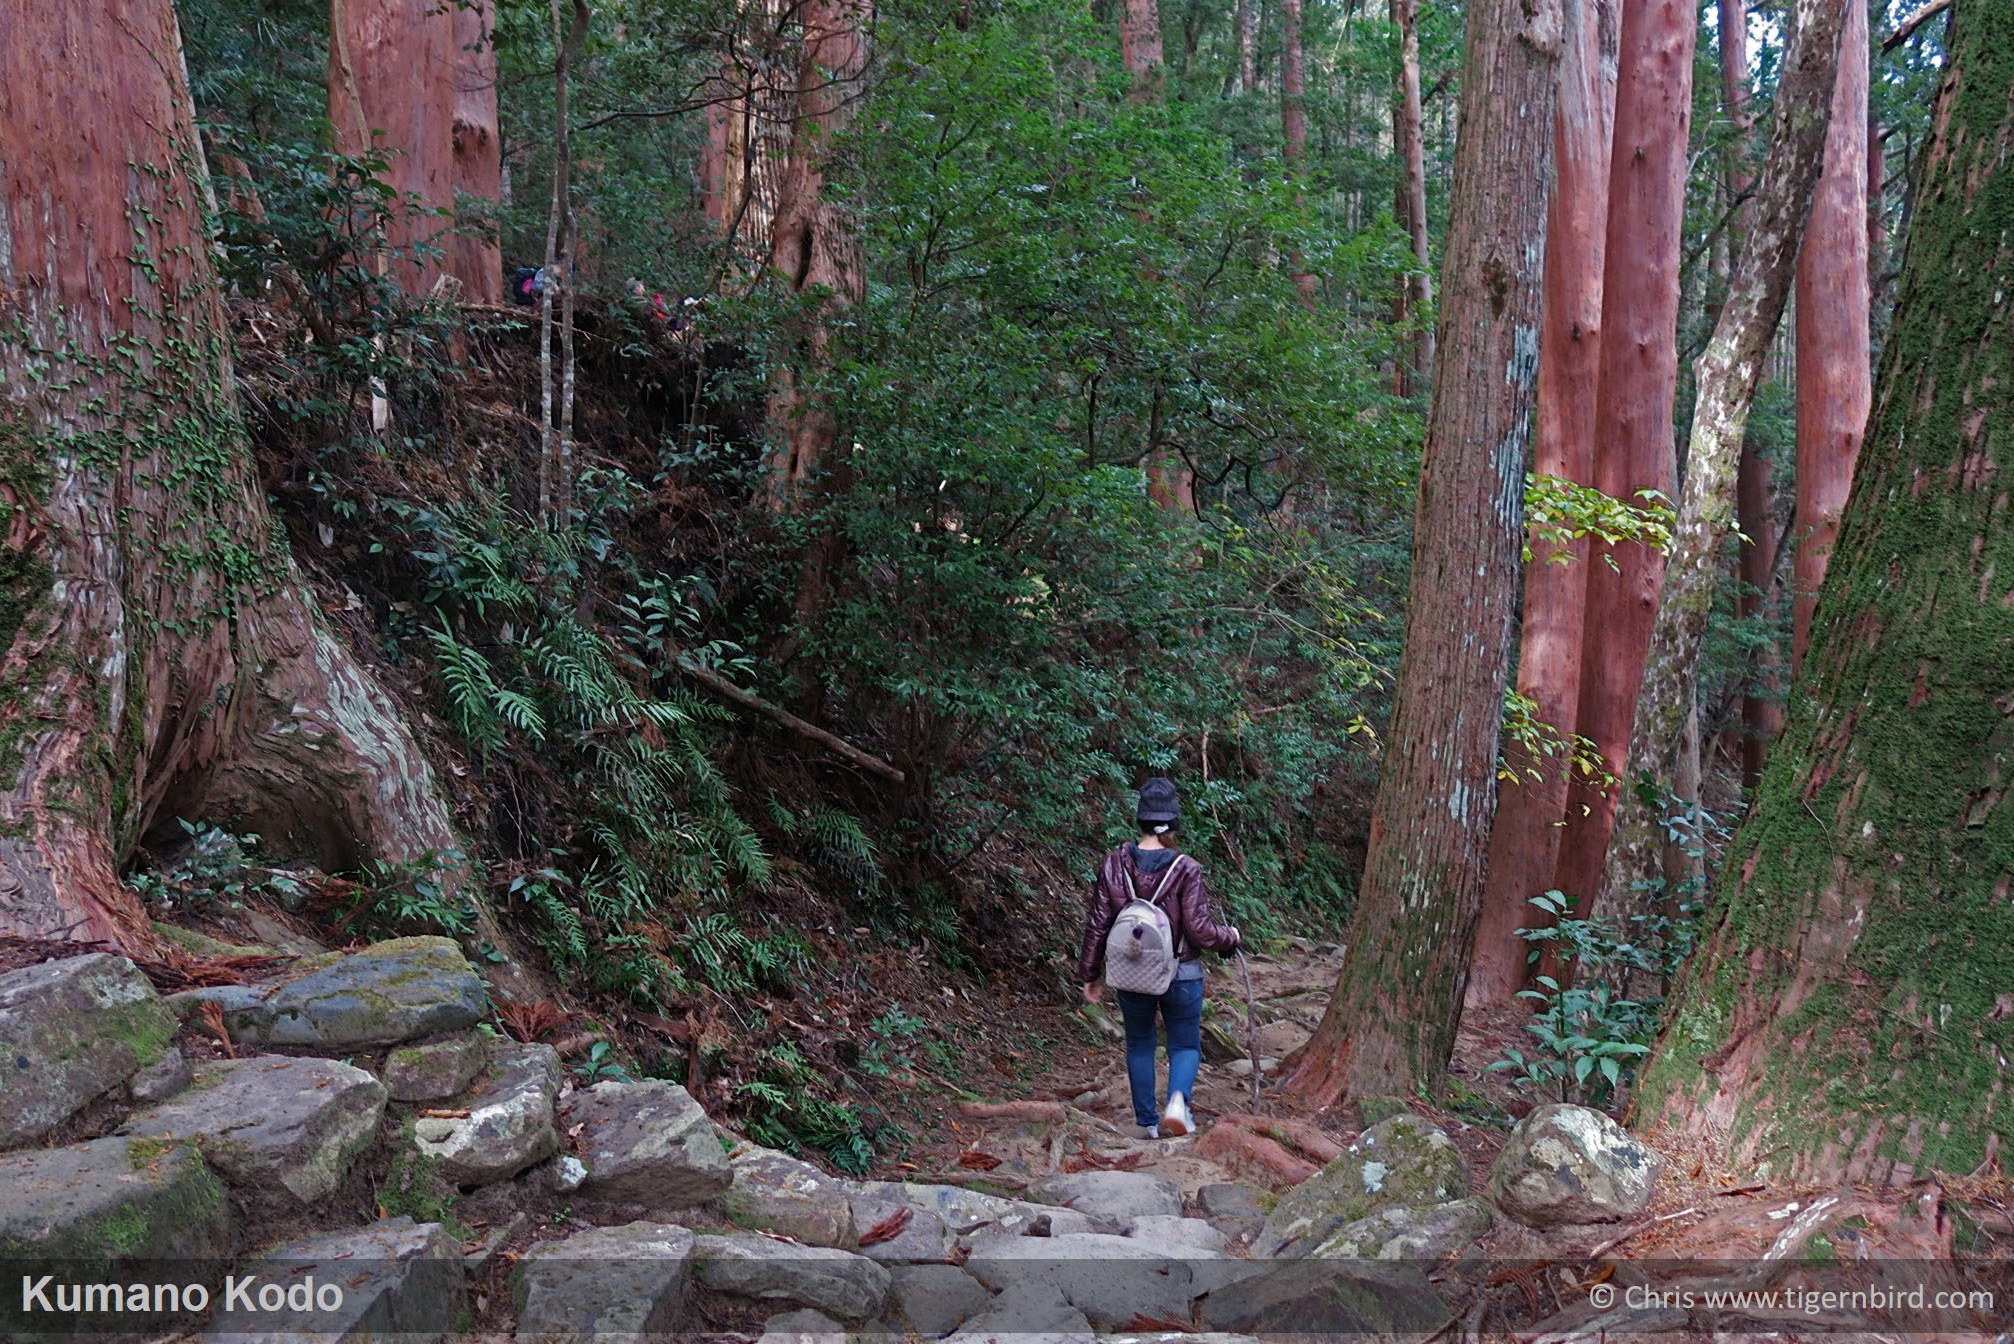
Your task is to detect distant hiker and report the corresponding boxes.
[1079,776,1241,1139]
[510,265,540,306]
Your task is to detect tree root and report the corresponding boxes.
[1194,1123,1317,1186]
[1217,1111,1343,1162]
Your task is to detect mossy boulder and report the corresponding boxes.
[206,1218,463,1343]
[1308,1196,1494,1259]
[382,1030,488,1102]
[565,1079,731,1206]
[121,1055,386,1205]
[723,1143,862,1248]
[1252,1113,1468,1258]
[0,1135,232,1262]
[1488,1103,1657,1227]
[0,953,177,1148]
[174,936,488,1050]
[409,1042,559,1187]
[514,1221,694,1341]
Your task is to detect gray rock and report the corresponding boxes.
[1198,1183,1267,1220]
[1025,1170,1184,1227]
[185,936,488,1049]
[757,1307,848,1344]
[722,1141,860,1248]
[1123,1214,1227,1252]
[514,1221,693,1342]
[550,1154,588,1193]
[0,1135,232,1261]
[383,1031,489,1102]
[944,1281,1093,1344]
[847,1179,1099,1239]
[962,1231,1211,1328]
[1309,1197,1494,1259]
[882,1264,993,1335]
[121,1055,386,1204]
[206,1218,464,1344]
[0,953,177,1148]
[411,1042,559,1187]
[128,1046,194,1104]
[1488,1103,1658,1228]
[566,1079,731,1207]
[851,1200,957,1263]
[1197,1258,1452,1337]
[692,1232,891,1323]
[1252,1112,1467,1258]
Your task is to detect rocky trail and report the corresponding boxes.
[1,936,2006,1343]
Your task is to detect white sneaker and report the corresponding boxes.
[1161,1093,1194,1138]
[1130,1122,1160,1140]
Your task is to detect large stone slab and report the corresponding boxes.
[1123,1214,1227,1252]
[514,1221,693,1342]
[882,1264,993,1336]
[852,1201,958,1264]
[566,1079,731,1206]
[180,936,488,1049]
[205,1218,464,1343]
[1197,1259,1452,1337]
[0,953,176,1148]
[944,1281,1094,1344]
[963,1231,1210,1328]
[722,1142,860,1248]
[1488,1103,1658,1228]
[121,1055,386,1204]
[756,1307,848,1344]
[1253,1112,1467,1258]
[850,1180,1099,1239]
[411,1042,559,1188]
[1025,1171,1184,1228]
[0,1135,232,1262]
[692,1233,890,1323]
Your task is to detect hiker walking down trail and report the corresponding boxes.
[1079,777,1241,1139]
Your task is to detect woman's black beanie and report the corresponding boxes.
[1137,776,1180,829]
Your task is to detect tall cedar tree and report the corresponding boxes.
[1468,0,1616,1011]
[1390,0,1436,389]
[0,0,462,948]
[1545,0,1693,937]
[1637,0,2013,1181]
[1597,0,1848,915]
[1792,0,1871,669]
[1283,0,1318,306]
[451,0,504,304]
[1722,0,1788,789]
[1278,0,1562,1105]
[329,0,458,295]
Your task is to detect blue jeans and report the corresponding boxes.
[1115,978,1203,1129]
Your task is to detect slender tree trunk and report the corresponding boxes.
[538,0,589,523]
[327,0,457,296]
[450,0,503,305]
[1229,0,1258,95]
[0,0,462,951]
[1596,0,1847,921]
[1544,0,1694,929]
[1736,434,1784,789]
[1391,0,1435,388]
[1467,0,1616,1012]
[1792,0,1870,670]
[1283,0,1318,305]
[1637,0,2014,1181]
[1278,0,1562,1108]
[761,0,870,511]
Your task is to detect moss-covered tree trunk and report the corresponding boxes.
[1636,0,2014,1182]
[0,0,462,950]
[1278,0,1560,1108]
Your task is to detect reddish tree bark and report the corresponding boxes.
[701,0,795,282]
[1637,0,2014,1180]
[1390,0,1436,388]
[449,0,503,304]
[1544,0,1693,925]
[1791,0,1870,670]
[0,0,462,951]
[762,0,870,511]
[1230,0,1258,95]
[1596,0,1847,918]
[1735,438,1784,789]
[1278,0,1562,1107]
[328,0,458,296]
[1467,0,1616,1011]
[1121,0,1165,101]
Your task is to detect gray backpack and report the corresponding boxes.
[1103,857,1192,995]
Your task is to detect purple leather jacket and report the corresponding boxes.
[1078,844,1239,984]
